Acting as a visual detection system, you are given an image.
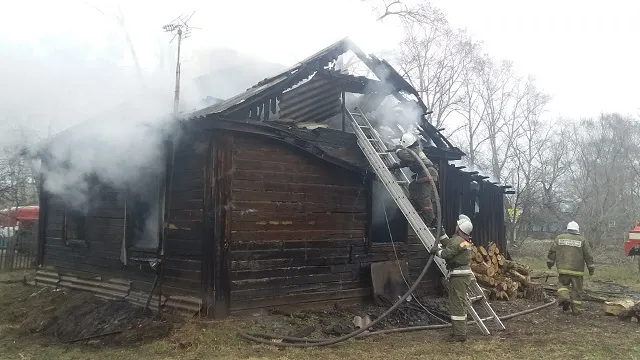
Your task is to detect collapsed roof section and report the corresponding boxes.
[188,38,464,159]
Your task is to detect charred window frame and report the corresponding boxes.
[124,176,162,254]
[60,174,97,248]
[369,178,408,244]
[62,209,88,247]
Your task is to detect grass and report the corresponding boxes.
[0,250,638,360]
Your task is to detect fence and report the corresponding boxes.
[0,227,37,271]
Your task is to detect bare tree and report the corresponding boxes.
[474,57,526,182]
[395,5,478,129]
[452,54,489,166]
[503,80,550,243]
[565,114,640,247]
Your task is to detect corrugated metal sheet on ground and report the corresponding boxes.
[34,270,60,288]
[164,295,203,314]
[126,290,167,312]
[30,271,201,314]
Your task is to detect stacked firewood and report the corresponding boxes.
[471,243,545,301]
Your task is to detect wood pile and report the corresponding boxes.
[471,243,545,301]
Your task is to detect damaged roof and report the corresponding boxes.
[187,38,463,156]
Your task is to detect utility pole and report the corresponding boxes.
[162,11,197,118]
[156,11,197,316]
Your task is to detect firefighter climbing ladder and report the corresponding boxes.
[346,108,505,336]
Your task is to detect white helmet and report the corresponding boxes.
[459,214,471,223]
[567,221,579,233]
[400,132,418,148]
[457,219,473,235]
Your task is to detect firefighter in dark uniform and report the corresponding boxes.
[431,215,474,342]
[547,221,595,315]
[388,132,439,228]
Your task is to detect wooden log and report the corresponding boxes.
[523,282,546,302]
[475,273,496,287]
[474,253,484,263]
[508,269,531,286]
[489,243,498,256]
[495,291,509,301]
[497,254,505,266]
[471,262,496,277]
[503,260,531,276]
[478,246,489,258]
[603,299,636,316]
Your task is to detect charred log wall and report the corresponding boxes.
[227,133,437,313]
[41,131,209,298]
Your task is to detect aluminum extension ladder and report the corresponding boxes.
[347,108,505,335]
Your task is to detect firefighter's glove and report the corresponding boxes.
[588,267,595,276]
[388,163,401,171]
[429,243,442,255]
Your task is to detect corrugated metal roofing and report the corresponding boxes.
[188,38,351,119]
[279,75,342,123]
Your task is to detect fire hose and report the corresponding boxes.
[237,147,554,348]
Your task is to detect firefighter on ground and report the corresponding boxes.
[547,221,595,315]
[388,132,440,228]
[431,215,474,342]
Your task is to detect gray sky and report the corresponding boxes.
[1,0,638,138]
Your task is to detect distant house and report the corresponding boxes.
[34,38,510,317]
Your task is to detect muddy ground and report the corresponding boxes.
[0,286,178,347]
[0,279,638,359]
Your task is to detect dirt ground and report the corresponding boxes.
[0,255,638,360]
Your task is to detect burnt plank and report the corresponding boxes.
[231,264,361,281]
[232,220,365,232]
[230,211,367,224]
[232,180,363,196]
[231,280,365,301]
[231,200,365,214]
[231,247,365,261]
[231,271,362,291]
[231,229,364,242]
[232,190,365,207]
[234,169,358,187]
[231,256,351,271]
[231,239,365,251]
[212,132,233,317]
[230,288,371,311]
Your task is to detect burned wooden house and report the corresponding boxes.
[34,39,510,317]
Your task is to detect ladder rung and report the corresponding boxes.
[469,295,484,302]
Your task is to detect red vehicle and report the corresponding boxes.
[625,221,640,257]
[0,206,39,251]
[0,206,39,227]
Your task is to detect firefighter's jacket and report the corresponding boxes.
[395,147,438,182]
[437,234,473,276]
[547,233,595,276]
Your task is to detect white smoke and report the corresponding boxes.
[0,36,285,212]
[37,94,176,212]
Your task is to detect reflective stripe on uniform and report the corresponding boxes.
[557,287,569,292]
[572,300,583,304]
[451,315,467,321]
[557,238,582,247]
[558,269,585,276]
[450,269,473,275]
